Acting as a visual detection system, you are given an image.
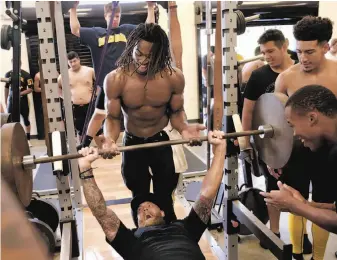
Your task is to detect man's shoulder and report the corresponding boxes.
[277,63,299,83]
[250,64,271,77]
[327,58,337,69]
[21,70,31,77]
[5,70,12,76]
[106,68,127,86]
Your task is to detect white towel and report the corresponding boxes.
[163,123,188,173]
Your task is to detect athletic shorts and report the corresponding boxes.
[73,103,90,136]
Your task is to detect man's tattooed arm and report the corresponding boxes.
[82,170,120,241]
[194,141,226,223]
[193,195,213,224]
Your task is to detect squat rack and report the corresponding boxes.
[35,1,82,259]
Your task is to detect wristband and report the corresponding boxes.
[79,167,97,179]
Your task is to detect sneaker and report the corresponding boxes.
[260,232,280,249]
[303,234,312,254]
[28,140,33,147]
[292,253,304,260]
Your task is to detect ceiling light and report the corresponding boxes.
[77,8,92,12]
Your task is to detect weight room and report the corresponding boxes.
[1,1,337,260]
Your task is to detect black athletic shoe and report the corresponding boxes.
[303,234,313,254]
[259,232,280,249]
[292,253,304,260]
[335,251,337,258]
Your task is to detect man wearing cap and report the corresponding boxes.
[77,130,226,259]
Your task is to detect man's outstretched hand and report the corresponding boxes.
[181,124,206,146]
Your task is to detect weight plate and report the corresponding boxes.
[29,218,56,253]
[239,188,269,235]
[1,113,11,127]
[1,24,12,50]
[1,123,32,206]
[252,93,294,169]
[26,199,59,232]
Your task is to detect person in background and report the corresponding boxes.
[4,60,33,147]
[326,38,337,60]
[70,1,156,149]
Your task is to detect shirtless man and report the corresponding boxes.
[275,16,337,260]
[58,51,98,144]
[70,2,156,149]
[103,23,205,226]
[262,85,337,235]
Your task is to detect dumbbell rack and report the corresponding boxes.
[35,2,83,259]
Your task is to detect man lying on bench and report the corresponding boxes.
[78,130,226,260]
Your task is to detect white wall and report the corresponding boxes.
[319,1,337,40]
[0,3,37,136]
[158,2,199,120]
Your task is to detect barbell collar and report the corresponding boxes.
[245,14,261,23]
[22,155,36,170]
[27,127,270,168]
[258,124,274,139]
[238,55,264,65]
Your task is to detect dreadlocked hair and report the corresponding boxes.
[116,23,175,78]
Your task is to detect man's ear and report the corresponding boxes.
[322,41,330,54]
[160,210,165,218]
[308,112,318,126]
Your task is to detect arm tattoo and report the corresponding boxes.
[193,195,213,224]
[82,178,120,240]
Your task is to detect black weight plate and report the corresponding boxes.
[29,218,56,253]
[26,199,59,232]
[238,10,246,35]
[238,187,269,235]
[1,24,12,50]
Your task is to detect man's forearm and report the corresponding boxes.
[69,9,80,36]
[20,89,32,96]
[170,110,188,134]
[146,5,155,23]
[308,201,336,211]
[80,168,120,240]
[104,115,121,142]
[86,112,105,137]
[290,200,337,234]
[200,145,226,199]
[81,169,108,218]
[5,91,8,105]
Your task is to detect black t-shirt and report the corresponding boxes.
[327,144,337,211]
[80,24,136,87]
[243,65,279,101]
[4,69,33,98]
[107,208,207,260]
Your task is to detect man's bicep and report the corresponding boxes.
[243,73,260,100]
[106,97,121,118]
[169,93,184,114]
[98,208,121,241]
[274,73,287,94]
[106,221,136,259]
[183,206,208,242]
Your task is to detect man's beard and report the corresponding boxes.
[144,217,165,227]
